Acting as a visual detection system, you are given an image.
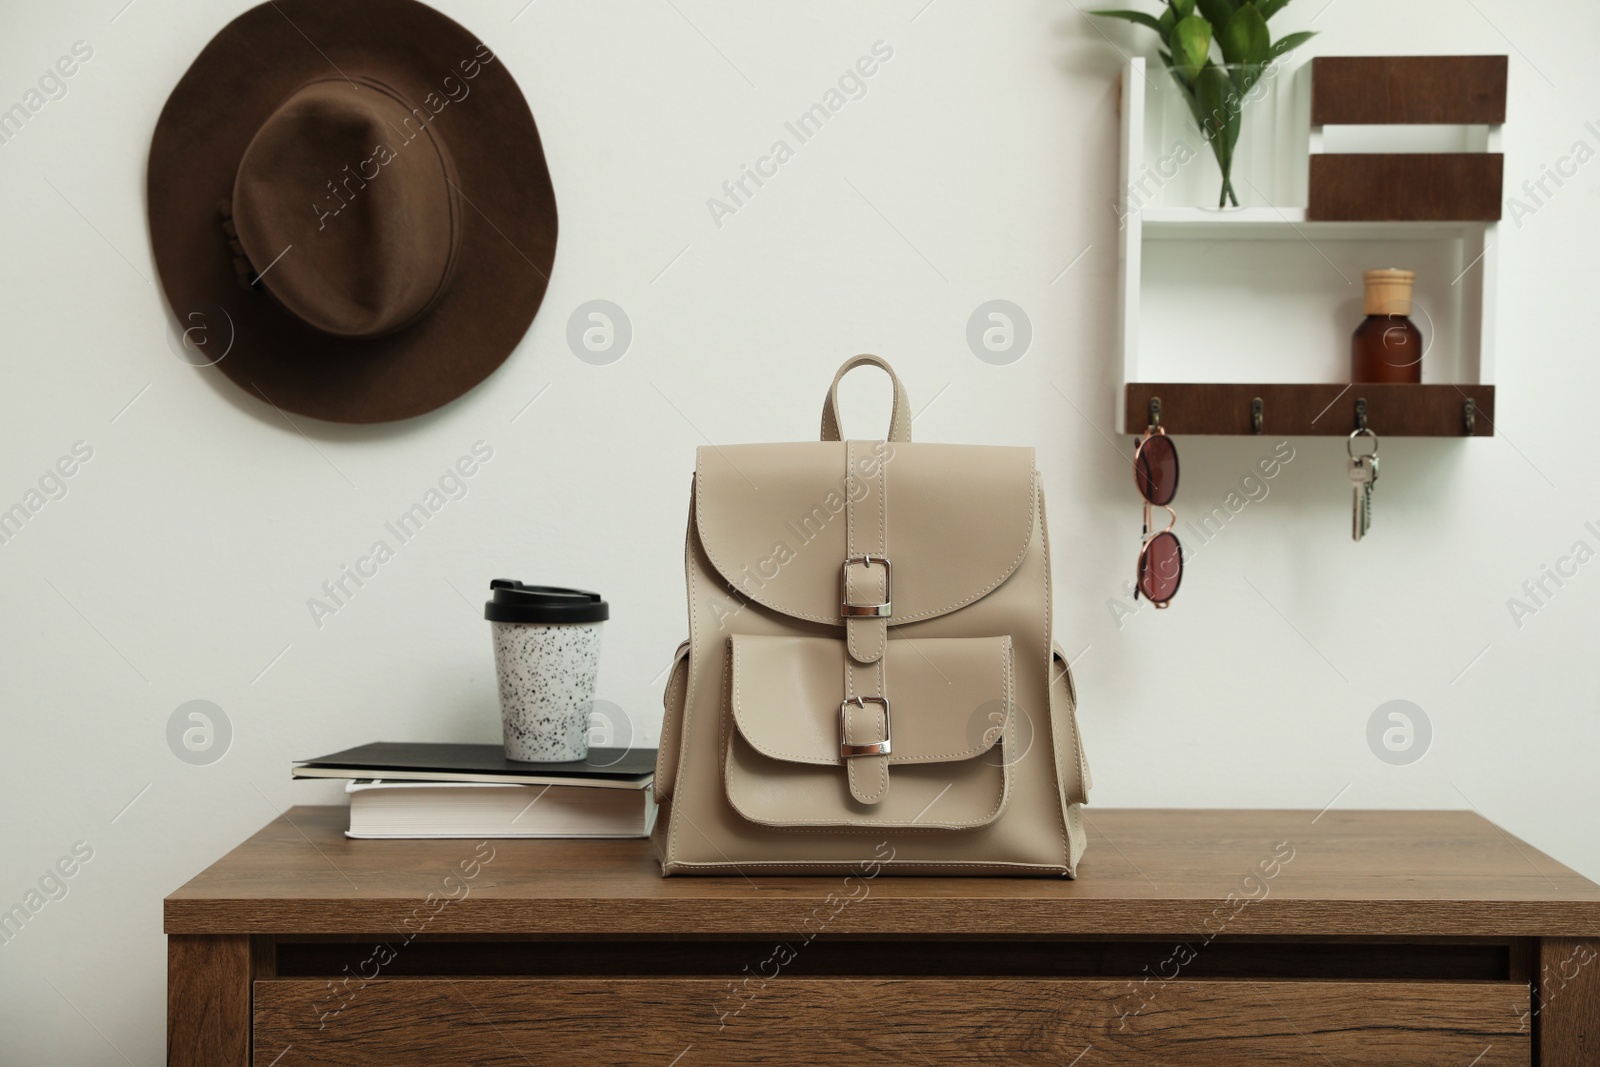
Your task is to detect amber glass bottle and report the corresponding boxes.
[1352,269,1423,383]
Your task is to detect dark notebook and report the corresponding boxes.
[294,742,656,790]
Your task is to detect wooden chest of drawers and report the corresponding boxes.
[166,807,1600,1065]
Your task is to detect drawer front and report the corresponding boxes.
[256,977,1529,1065]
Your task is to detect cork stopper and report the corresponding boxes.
[1364,269,1415,316]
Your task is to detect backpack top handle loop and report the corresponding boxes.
[819,354,913,444]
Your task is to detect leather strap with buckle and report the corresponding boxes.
[842,659,890,804]
[840,695,891,757]
[842,439,891,802]
[840,555,891,617]
[843,440,890,663]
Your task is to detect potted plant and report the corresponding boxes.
[1094,1,1315,207]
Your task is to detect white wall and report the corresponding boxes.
[1,0,1595,1061]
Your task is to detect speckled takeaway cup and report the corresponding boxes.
[484,582,610,763]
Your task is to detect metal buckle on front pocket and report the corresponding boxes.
[840,555,892,618]
[840,695,891,758]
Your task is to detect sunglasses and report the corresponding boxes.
[1133,425,1182,607]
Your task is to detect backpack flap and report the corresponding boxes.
[694,441,1037,628]
[724,634,1016,830]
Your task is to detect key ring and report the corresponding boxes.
[1348,427,1379,460]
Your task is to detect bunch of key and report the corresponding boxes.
[1347,428,1379,541]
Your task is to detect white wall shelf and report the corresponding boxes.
[1115,57,1500,437]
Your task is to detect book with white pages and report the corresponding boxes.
[344,779,658,839]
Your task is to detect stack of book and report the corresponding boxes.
[293,742,657,839]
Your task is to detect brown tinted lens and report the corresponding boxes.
[1135,434,1179,506]
[1138,531,1183,604]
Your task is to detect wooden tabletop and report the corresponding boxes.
[165,806,1600,938]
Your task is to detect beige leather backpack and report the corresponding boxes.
[653,355,1090,876]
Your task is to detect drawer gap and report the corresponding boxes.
[273,938,1512,981]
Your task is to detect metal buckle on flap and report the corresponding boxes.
[840,555,892,618]
[840,696,891,758]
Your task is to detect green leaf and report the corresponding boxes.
[1170,58,1201,100]
[1166,70,1199,125]
[1257,0,1292,18]
[1091,9,1166,35]
[1194,63,1231,145]
[1195,0,1237,27]
[1218,4,1271,65]
[1269,29,1317,59]
[1159,5,1176,41]
[1203,62,1235,156]
[1194,61,1241,203]
[1181,75,1212,129]
[1173,14,1213,70]
[1228,61,1267,99]
[1167,0,1195,16]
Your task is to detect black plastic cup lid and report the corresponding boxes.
[484,581,609,624]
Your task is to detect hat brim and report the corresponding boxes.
[148,0,557,424]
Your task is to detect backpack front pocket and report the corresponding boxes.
[723,634,1015,831]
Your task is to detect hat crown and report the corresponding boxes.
[230,77,462,339]
[149,0,558,423]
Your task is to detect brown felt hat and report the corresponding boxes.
[148,0,557,423]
